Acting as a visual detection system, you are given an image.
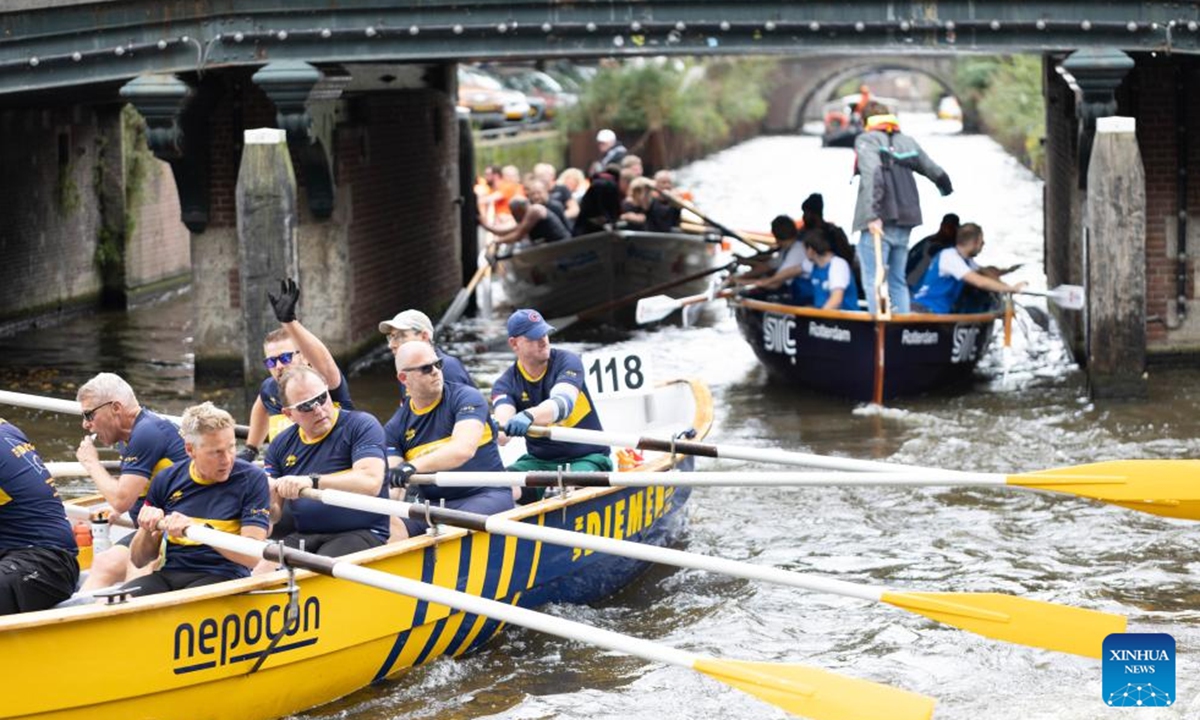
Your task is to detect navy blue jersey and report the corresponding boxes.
[262,409,388,539]
[0,421,75,551]
[144,459,271,579]
[259,371,354,442]
[384,382,505,502]
[491,349,607,461]
[118,410,188,523]
[397,347,474,399]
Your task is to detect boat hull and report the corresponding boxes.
[734,298,997,402]
[2,380,711,720]
[497,229,721,321]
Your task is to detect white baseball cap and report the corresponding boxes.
[379,309,434,336]
[596,129,617,143]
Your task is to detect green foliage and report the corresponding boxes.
[956,55,1045,176]
[474,130,567,176]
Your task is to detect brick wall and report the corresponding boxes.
[1042,55,1085,359]
[0,106,104,326]
[125,158,191,291]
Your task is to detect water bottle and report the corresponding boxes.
[91,515,111,553]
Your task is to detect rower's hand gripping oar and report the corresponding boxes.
[305,488,1126,659]
[522,425,1200,522]
[182,516,936,720]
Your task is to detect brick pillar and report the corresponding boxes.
[1086,117,1147,399]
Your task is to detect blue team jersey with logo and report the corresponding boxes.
[397,347,475,399]
[144,459,271,579]
[0,421,75,551]
[259,372,355,441]
[118,410,188,523]
[809,256,860,311]
[384,382,505,502]
[913,248,979,314]
[491,348,607,461]
[262,409,389,539]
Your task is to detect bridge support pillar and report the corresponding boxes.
[1085,117,1147,399]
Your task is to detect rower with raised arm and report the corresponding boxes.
[263,366,389,557]
[491,309,611,504]
[121,403,269,597]
[0,419,79,614]
[383,341,513,540]
[242,278,354,463]
[74,372,188,591]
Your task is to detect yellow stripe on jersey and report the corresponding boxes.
[403,421,493,461]
[0,488,10,506]
[166,517,241,546]
[409,396,442,416]
[555,390,592,429]
[517,360,547,383]
[267,413,294,442]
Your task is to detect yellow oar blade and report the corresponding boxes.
[1008,459,1200,521]
[881,591,1126,658]
[693,657,935,720]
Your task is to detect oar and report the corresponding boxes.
[47,460,121,476]
[870,228,891,320]
[680,220,777,247]
[661,191,770,253]
[1020,284,1084,310]
[304,488,1124,658]
[185,518,936,720]
[0,389,250,439]
[635,287,736,325]
[519,425,1200,522]
[434,253,493,337]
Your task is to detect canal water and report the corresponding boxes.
[3,115,1199,719]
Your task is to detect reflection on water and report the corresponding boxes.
[3,119,1200,719]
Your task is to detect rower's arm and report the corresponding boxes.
[311,456,385,496]
[408,419,485,472]
[283,320,343,391]
[963,271,1027,295]
[822,288,846,310]
[246,395,269,449]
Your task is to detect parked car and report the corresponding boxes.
[457,66,532,129]
[490,66,578,121]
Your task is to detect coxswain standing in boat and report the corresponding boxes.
[242,278,355,462]
[378,309,474,397]
[728,215,814,305]
[382,342,514,540]
[491,309,612,505]
[121,403,269,597]
[478,196,570,246]
[804,229,861,311]
[0,419,79,614]
[911,223,1027,314]
[74,372,188,591]
[262,366,390,560]
[852,101,954,314]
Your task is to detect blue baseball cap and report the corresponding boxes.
[507,309,555,340]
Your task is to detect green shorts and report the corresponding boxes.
[507,452,614,504]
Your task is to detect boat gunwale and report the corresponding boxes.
[0,378,713,633]
[733,296,1002,325]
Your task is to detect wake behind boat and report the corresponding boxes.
[732,297,998,404]
[0,379,712,720]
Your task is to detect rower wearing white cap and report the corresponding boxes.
[378,308,474,398]
[593,128,627,175]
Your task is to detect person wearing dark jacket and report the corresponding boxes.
[851,102,953,314]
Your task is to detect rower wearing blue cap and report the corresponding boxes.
[491,309,611,504]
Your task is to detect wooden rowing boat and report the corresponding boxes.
[0,379,712,720]
[732,297,998,403]
[496,229,723,322]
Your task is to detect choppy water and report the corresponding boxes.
[3,115,1199,719]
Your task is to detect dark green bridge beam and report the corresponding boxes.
[0,1,1198,96]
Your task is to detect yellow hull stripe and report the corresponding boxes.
[526,514,544,590]
[494,535,518,599]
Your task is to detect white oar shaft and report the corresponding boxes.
[0,389,251,437]
[536,425,968,476]
[424,470,1008,487]
[185,524,698,669]
[47,461,121,477]
[314,489,883,602]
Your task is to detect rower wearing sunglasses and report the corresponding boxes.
[262,366,389,558]
[382,341,513,540]
[491,309,611,505]
[242,279,354,463]
[377,308,474,398]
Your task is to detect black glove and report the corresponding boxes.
[935,173,953,197]
[268,278,300,323]
[387,462,417,489]
[237,445,259,462]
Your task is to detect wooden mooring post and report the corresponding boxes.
[1086,117,1147,399]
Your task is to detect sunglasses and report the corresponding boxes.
[82,400,115,422]
[263,351,299,370]
[285,389,329,413]
[401,358,444,375]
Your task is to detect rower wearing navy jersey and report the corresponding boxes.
[383,341,514,540]
[377,308,474,397]
[492,309,611,503]
[122,403,270,597]
[74,372,188,591]
[264,366,389,557]
[243,278,354,461]
[0,420,79,615]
